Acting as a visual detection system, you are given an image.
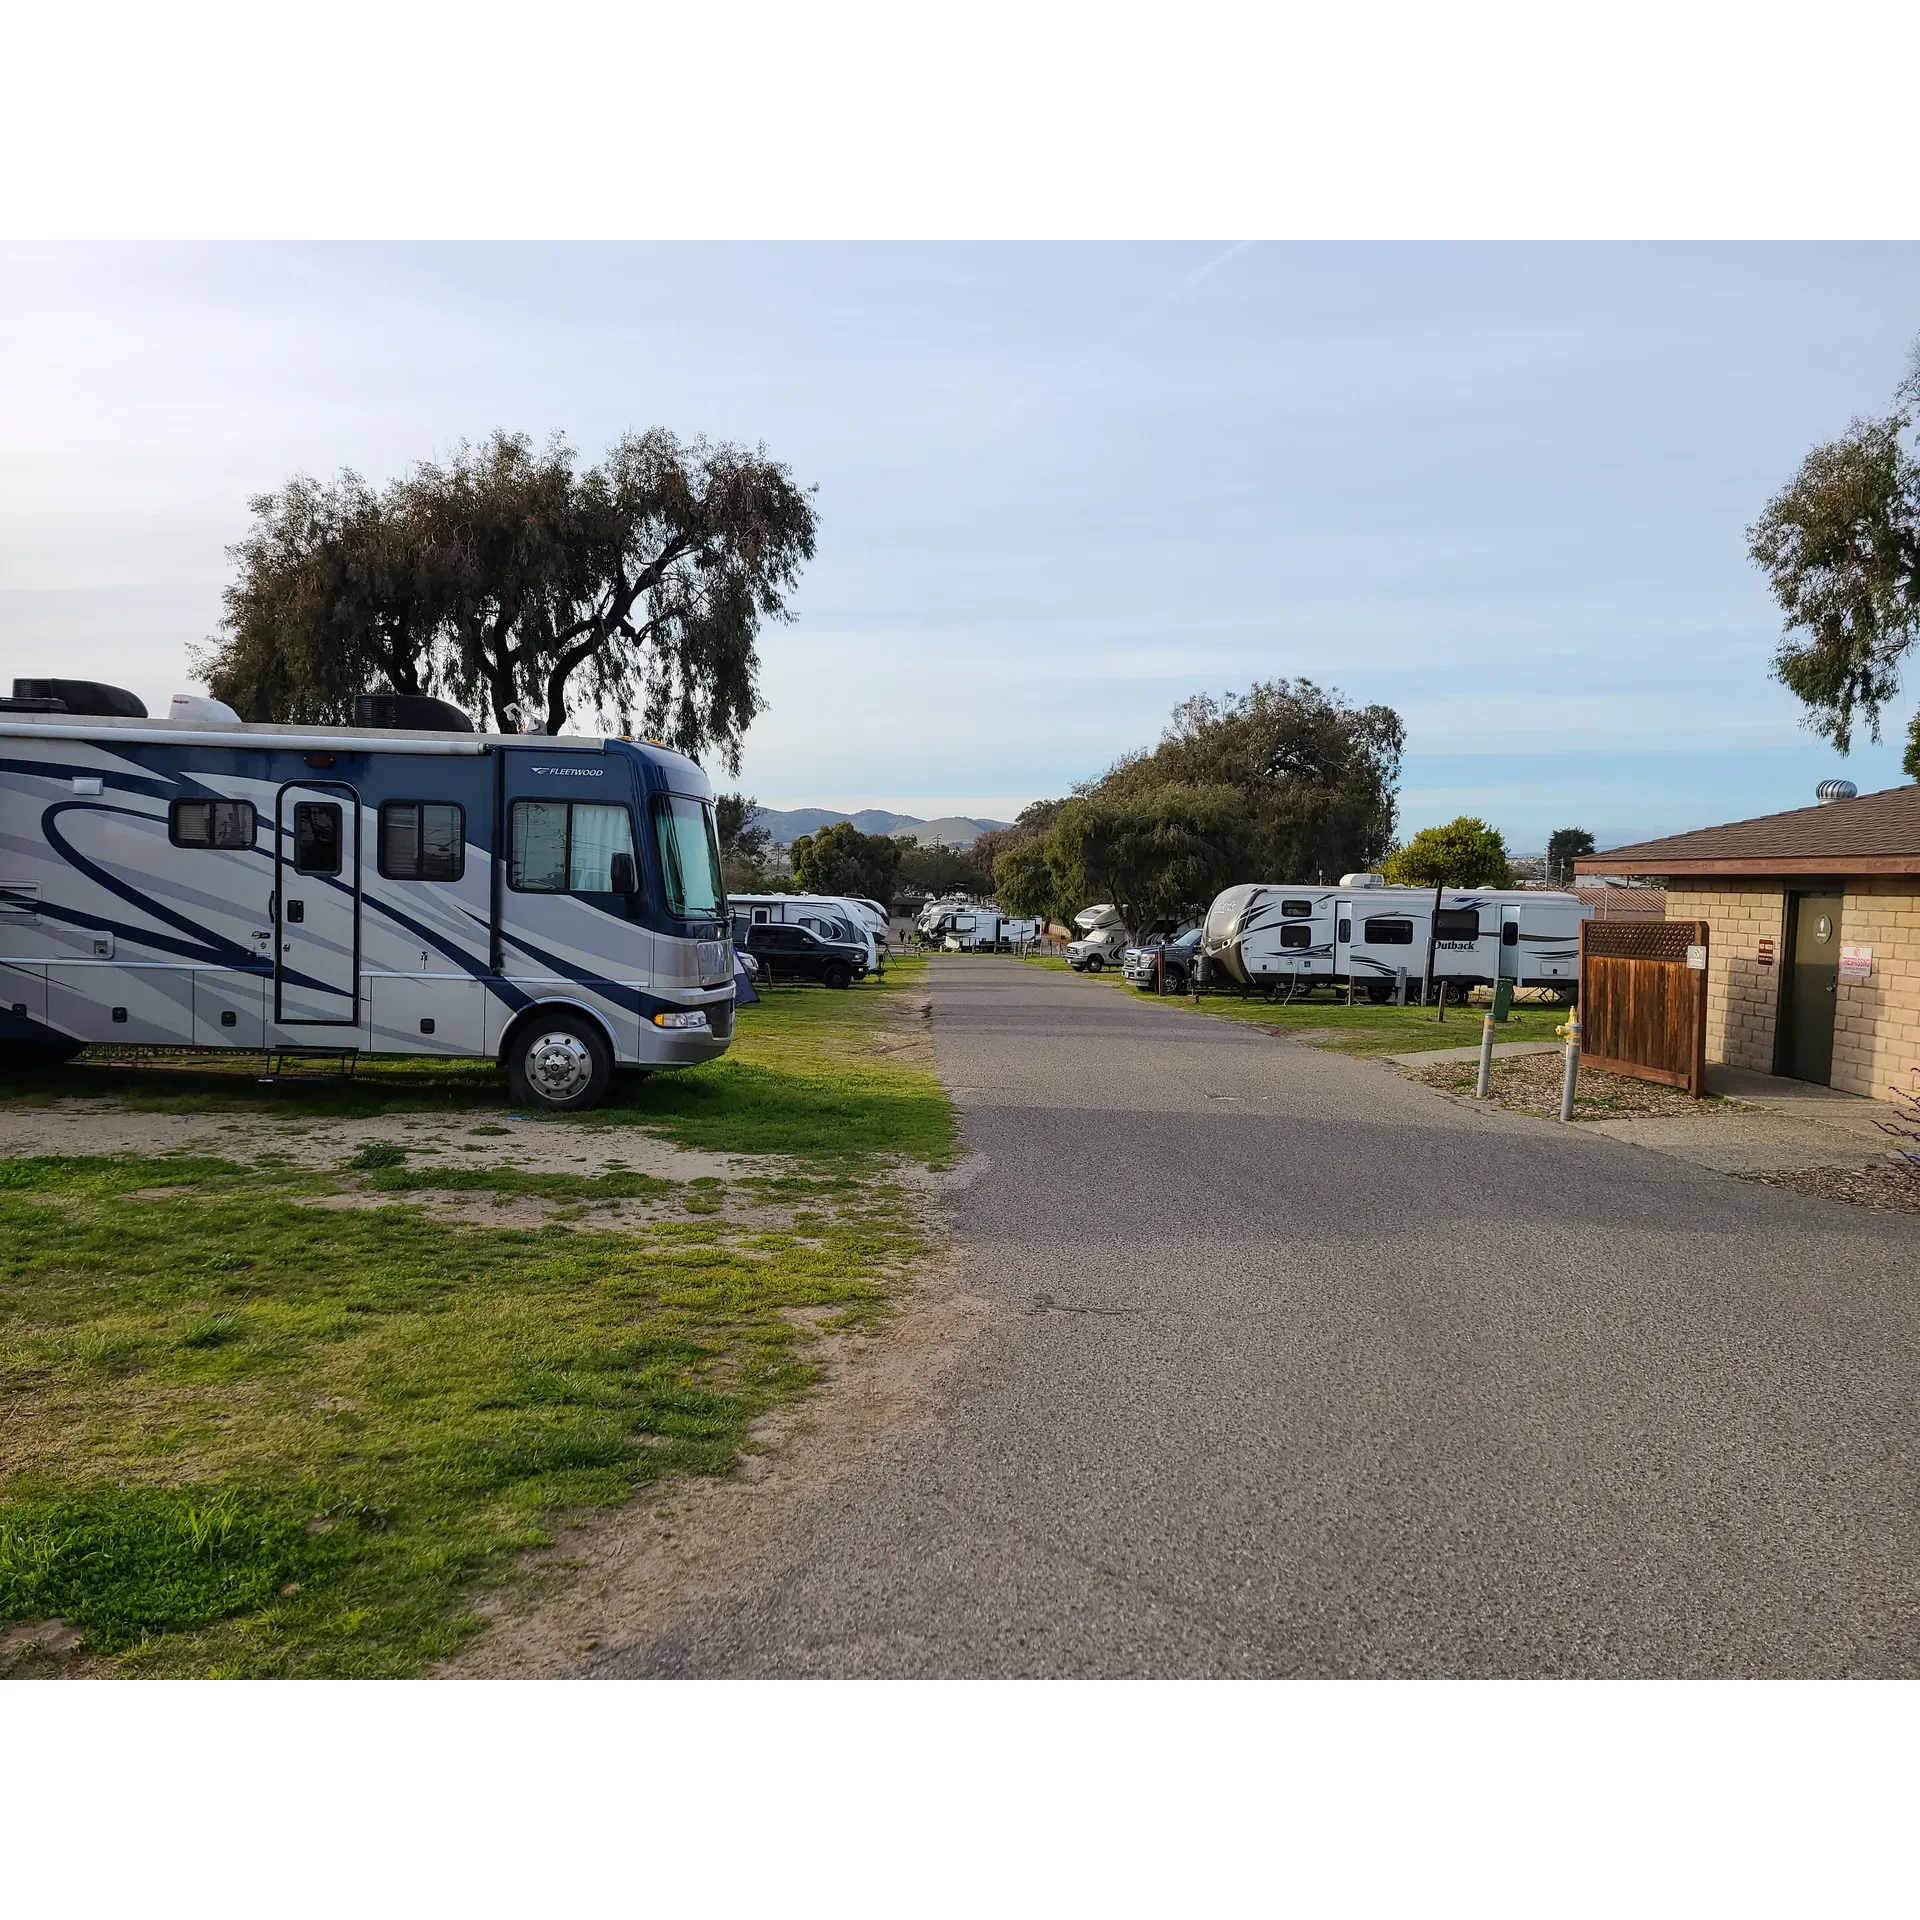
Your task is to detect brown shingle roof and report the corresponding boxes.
[1574,783,1920,877]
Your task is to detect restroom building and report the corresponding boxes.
[1576,781,1920,1101]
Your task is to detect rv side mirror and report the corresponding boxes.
[609,852,637,895]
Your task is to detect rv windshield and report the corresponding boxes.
[653,795,725,917]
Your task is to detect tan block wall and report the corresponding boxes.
[1825,878,1920,1103]
[1655,878,1920,1101]
[1663,883,1787,1075]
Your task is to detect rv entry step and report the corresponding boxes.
[259,1046,362,1084]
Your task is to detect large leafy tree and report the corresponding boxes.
[790,822,904,902]
[992,838,1064,923]
[198,429,816,769]
[715,793,777,892]
[1095,679,1403,879]
[1545,827,1594,887]
[195,473,440,723]
[1749,361,1920,771]
[1044,784,1250,928]
[1383,816,1513,888]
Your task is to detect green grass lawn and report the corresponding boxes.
[0,961,946,1676]
[0,957,952,1167]
[1016,951,1572,1055]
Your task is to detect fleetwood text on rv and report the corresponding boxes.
[0,681,737,1110]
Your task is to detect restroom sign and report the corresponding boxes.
[1685,945,1707,970]
[1840,943,1872,981]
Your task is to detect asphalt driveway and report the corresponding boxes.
[595,958,1920,1677]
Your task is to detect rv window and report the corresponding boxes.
[1362,916,1414,945]
[1280,899,1312,918]
[567,805,636,892]
[1502,921,1518,947]
[509,801,637,893]
[292,802,342,876]
[1337,917,1351,944]
[1435,907,1481,940]
[1280,924,1312,949]
[752,907,771,924]
[652,795,724,917]
[379,802,465,882]
[169,799,256,850]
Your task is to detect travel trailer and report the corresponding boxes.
[1201,875,1589,1000]
[0,681,737,1110]
[940,909,1041,952]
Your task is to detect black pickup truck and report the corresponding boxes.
[735,919,869,990]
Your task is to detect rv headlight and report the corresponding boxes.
[650,1010,711,1030]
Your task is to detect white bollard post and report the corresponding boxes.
[1559,1010,1581,1122]
[1476,1010,1496,1099]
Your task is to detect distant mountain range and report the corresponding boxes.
[751,807,1012,849]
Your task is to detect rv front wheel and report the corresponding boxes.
[507,1013,615,1112]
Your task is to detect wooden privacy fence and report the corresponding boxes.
[1579,920,1709,1097]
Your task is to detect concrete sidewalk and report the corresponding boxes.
[1386,1039,1563,1067]
[1588,1064,1901,1175]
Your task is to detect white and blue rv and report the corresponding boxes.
[0,681,738,1110]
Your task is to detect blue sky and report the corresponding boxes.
[4,242,1919,852]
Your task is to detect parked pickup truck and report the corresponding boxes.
[1122,927,1201,993]
[735,919,869,990]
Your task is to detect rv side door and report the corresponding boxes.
[274,782,361,1025]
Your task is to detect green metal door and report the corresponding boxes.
[1784,892,1841,1085]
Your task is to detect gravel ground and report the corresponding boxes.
[1413,1049,1733,1120]
[1745,1162,1920,1213]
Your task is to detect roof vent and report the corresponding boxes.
[170,694,244,727]
[12,678,147,719]
[1816,779,1858,805]
[352,693,475,733]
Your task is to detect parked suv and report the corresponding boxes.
[1123,927,1201,993]
[736,919,868,990]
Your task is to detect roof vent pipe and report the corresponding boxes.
[1816,779,1858,805]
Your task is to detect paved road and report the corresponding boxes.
[599,960,1920,1676]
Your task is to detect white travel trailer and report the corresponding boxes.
[1201,875,1589,1001]
[939,909,1041,952]
[1337,878,1587,999]
[0,681,737,1110]
[1199,885,1340,991]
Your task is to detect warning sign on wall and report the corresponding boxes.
[1840,943,1873,981]
[1758,937,1775,966]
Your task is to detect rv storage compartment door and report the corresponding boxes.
[194,970,265,1048]
[275,783,361,1025]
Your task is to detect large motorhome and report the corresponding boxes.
[1202,875,1589,1000]
[0,682,737,1110]
[1066,903,1130,972]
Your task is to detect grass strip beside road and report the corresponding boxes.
[0,960,948,1675]
[0,957,952,1168]
[1019,952,1572,1055]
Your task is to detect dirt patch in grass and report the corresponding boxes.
[1743,1163,1920,1214]
[1411,1050,1736,1120]
[442,1216,988,1678]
